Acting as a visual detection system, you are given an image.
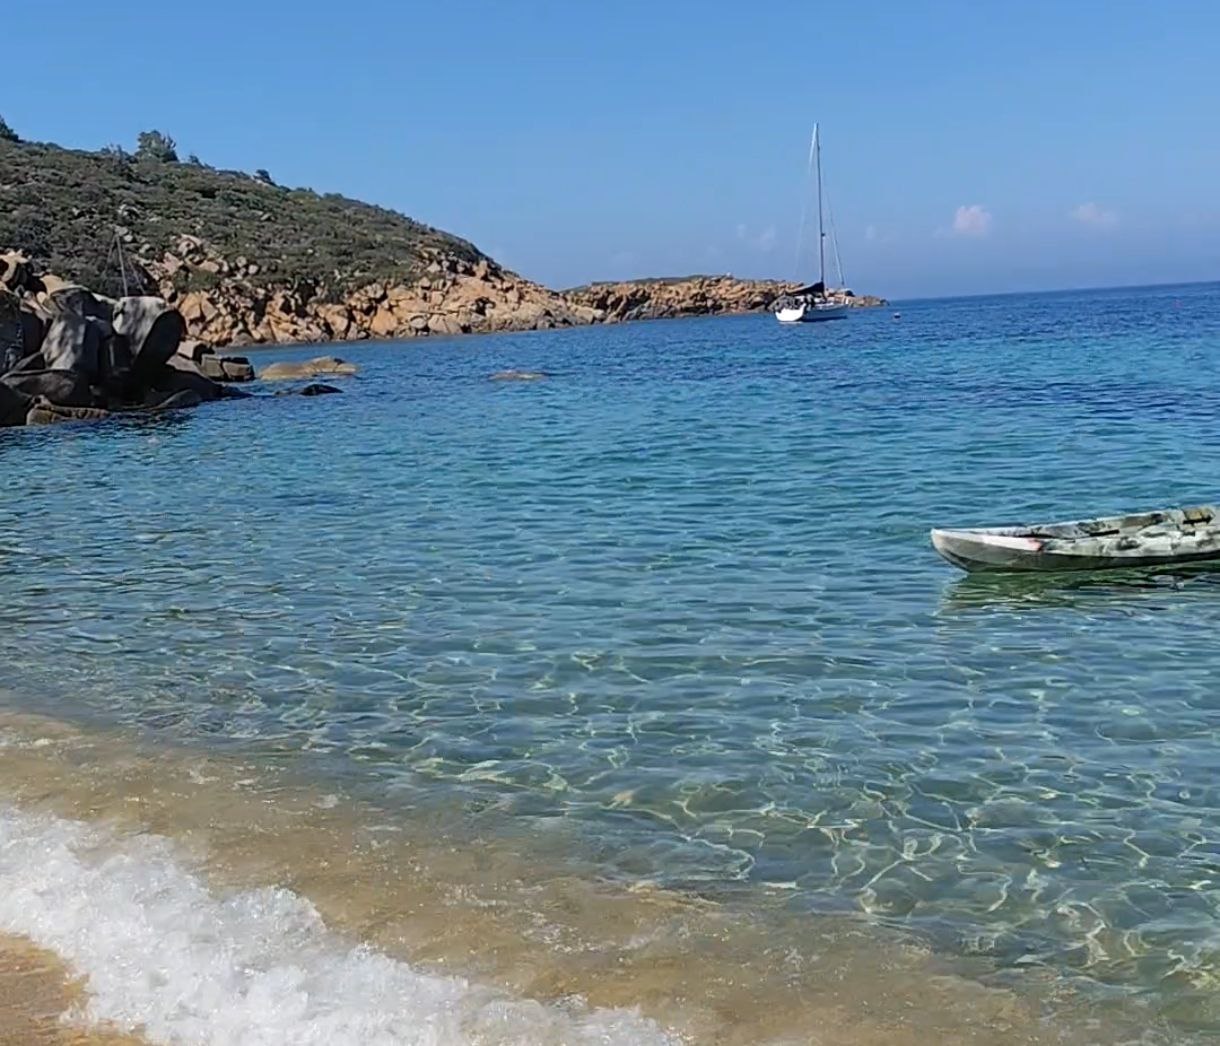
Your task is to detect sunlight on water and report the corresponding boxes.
[2,282,1220,1034]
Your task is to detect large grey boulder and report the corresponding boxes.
[0,369,95,407]
[97,333,135,399]
[176,339,212,363]
[0,289,23,373]
[41,315,103,378]
[42,286,111,324]
[152,355,248,402]
[19,306,45,359]
[0,381,30,426]
[5,352,46,374]
[112,297,185,378]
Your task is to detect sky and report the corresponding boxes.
[6,1,1220,299]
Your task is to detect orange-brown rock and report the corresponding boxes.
[14,229,883,353]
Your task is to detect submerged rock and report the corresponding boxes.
[260,356,357,381]
[1,369,96,407]
[146,389,205,412]
[490,369,548,382]
[275,383,342,397]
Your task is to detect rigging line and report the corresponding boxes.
[791,127,817,282]
[823,181,846,290]
[101,233,119,296]
[115,229,129,297]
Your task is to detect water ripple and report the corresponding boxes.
[2,283,1220,1029]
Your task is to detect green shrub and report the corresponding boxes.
[136,130,178,163]
[0,139,486,292]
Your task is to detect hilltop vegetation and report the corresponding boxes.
[0,130,486,299]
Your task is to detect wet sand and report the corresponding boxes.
[0,935,144,1045]
[0,709,1170,1044]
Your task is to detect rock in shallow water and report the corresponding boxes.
[25,397,110,426]
[260,356,357,381]
[490,369,548,381]
[275,383,342,397]
[158,355,246,402]
[146,389,205,412]
[220,357,254,382]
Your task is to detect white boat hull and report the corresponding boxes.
[774,302,849,323]
[931,504,1220,573]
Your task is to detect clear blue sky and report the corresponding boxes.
[7,1,1219,298]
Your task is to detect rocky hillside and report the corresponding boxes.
[0,135,884,348]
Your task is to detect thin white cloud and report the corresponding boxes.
[736,223,778,253]
[1071,202,1118,228]
[951,204,992,237]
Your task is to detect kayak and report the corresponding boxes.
[930,504,1220,573]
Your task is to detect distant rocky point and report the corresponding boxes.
[0,134,886,351]
[566,276,885,324]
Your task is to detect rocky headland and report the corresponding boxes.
[0,132,885,354]
[565,276,885,324]
[0,248,362,429]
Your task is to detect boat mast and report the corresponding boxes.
[815,123,825,290]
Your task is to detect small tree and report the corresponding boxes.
[254,168,274,185]
[100,144,132,172]
[0,115,19,143]
[136,129,178,162]
[186,153,203,166]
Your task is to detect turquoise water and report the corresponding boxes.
[4,281,1220,1029]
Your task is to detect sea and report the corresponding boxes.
[2,281,1220,1044]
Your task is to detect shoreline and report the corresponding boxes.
[0,707,1179,1045]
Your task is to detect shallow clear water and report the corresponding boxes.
[4,282,1220,1032]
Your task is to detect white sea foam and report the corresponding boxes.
[0,806,678,1045]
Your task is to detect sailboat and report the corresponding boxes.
[773,124,849,323]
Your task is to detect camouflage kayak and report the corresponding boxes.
[931,505,1220,573]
